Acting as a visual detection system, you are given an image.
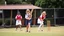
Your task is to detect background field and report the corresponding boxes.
[0,26,64,36]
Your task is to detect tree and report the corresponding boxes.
[35,0,46,7]
[22,0,33,4]
[6,0,33,5]
[0,0,5,5]
[0,0,64,8]
[6,0,22,5]
[35,0,64,8]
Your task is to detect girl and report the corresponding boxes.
[25,9,33,32]
[15,12,22,31]
[37,11,46,31]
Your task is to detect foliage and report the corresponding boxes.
[35,0,64,8]
[35,0,45,7]
[0,0,5,5]
[6,0,22,4]
[0,0,64,8]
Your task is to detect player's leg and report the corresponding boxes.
[16,25,19,31]
[28,23,30,32]
[19,21,22,31]
[19,25,22,31]
[41,21,44,31]
[41,24,44,31]
[26,25,28,32]
[26,20,29,32]
[38,23,42,31]
[37,19,41,31]
[16,20,19,31]
[38,20,43,31]
[28,19,32,32]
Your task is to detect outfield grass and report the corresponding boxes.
[0,26,64,36]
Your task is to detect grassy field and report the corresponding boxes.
[0,26,64,36]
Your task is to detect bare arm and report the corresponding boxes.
[15,15,17,19]
[30,9,34,14]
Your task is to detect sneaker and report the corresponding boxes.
[28,31,30,33]
[26,30,28,32]
[41,30,43,31]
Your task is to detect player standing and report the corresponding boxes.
[15,11,22,31]
[37,11,46,31]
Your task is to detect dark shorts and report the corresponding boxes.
[25,19,32,25]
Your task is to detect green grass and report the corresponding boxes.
[0,26,64,36]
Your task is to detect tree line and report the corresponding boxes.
[0,0,64,8]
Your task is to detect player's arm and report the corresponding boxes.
[39,17,42,21]
[15,15,17,19]
[39,15,42,21]
[21,16,22,20]
[29,14,32,20]
[26,17,30,20]
[31,9,34,14]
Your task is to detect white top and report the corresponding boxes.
[25,14,29,19]
[25,13,31,20]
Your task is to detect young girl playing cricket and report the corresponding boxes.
[15,11,22,31]
[37,11,46,31]
[25,9,33,32]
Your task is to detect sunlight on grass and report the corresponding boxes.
[0,26,64,36]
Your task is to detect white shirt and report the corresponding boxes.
[25,13,32,20]
[25,14,29,19]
